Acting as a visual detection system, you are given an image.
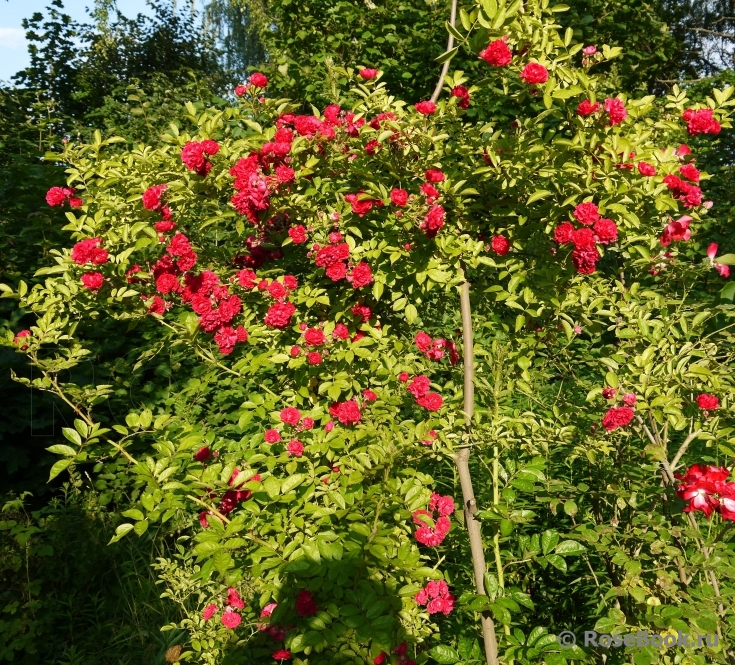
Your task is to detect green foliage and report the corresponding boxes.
[0,489,183,664]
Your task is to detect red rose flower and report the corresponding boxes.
[349,262,373,288]
[683,108,721,136]
[451,85,470,108]
[554,222,574,244]
[265,302,296,328]
[577,100,600,117]
[280,407,301,425]
[264,429,281,443]
[479,39,512,66]
[593,218,618,245]
[307,351,322,365]
[390,188,408,206]
[697,393,719,411]
[679,163,700,183]
[81,272,104,290]
[304,327,325,346]
[520,62,548,85]
[491,235,510,256]
[250,72,268,88]
[142,184,167,210]
[221,608,241,629]
[573,202,600,226]
[359,68,378,80]
[287,439,304,456]
[637,162,657,176]
[602,406,634,431]
[417,392,443,411]
[425,169,445,183]
[363,389,377,402]
[415,332,432,352]
[604,98,627,126]
[414,101,437,115]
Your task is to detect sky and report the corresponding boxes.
[0,0,204,82]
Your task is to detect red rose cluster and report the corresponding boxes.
[413,492,454,546]
[201,586,247,629]
[405,374,444,411]
[46,186,83,208]
[414,579,455,615]
[328,400,362,425]
[311,236,373,288]
[675,465,735,520]
[142,184,176,232]
[554,202,617,274]
[696,393,720,411]
[663,170,703,210]
[180,139,219,176]
[71,237,108,265]
[479,38,512,67]
[602,406,634,431]
[682,107,721,136]
[414,331,459,364]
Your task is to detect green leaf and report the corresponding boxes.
[721,282,735,301]
[48,459,72,481]
[428,644,460,664]
[715,253,735,265]
[546,554,567,571]
[281,473,305,493]
[62,427,83,446]
[555,540,587,556]
[527,190,552,204]
[46,444,77,457]
[435,46,459,64]
[122,509,145,521]
[541,530,559,554]
[108,523,134,544]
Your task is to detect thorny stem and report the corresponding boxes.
[457,279,500,665]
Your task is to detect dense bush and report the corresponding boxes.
[6,1,735,664]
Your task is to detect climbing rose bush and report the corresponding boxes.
[8,1,735,664]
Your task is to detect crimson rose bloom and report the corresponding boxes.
[335,400,362,424]
[326,262,348,281]
[280,407,301,425]
[295,590,318,617]
[407,375,430,399]
[414,101,437,115]
[46,186,68,207]
[264,302,295,328]
[573,202,600,226]
[221,608,241,629]
[13,330,31,350]
[577,100,600,116]
[683,108,721,135]
[227,587,245,609]
[637,162,657,176]
[142,184,167,210]
[287,439,304,456]
[359,68,378,79]
[250,72,268,87]
[81,272,104,290]
[363,389,377,402]
[202,603,217,620]
[417,392,444,411]
[519,62,548,84]
[571,248,600,274]
[390,188,408,206]
[425,169,445,183]
[697,393,719,410]
[491,235,510,256]
[593,218,618,244]
[272,650,292,661]
[415,332,432,352]
[264,429,281,444]
[479,39,512,66]
[554,222,574,244]
[423,204,445,238]
[333,323,350,340]
[604,98,627,126]
[194,446,212,462]
[304,327,325,346]
[679,163,700,183]
[602,406,634,431]
[307,351,322,365]
[349,262,373,288]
